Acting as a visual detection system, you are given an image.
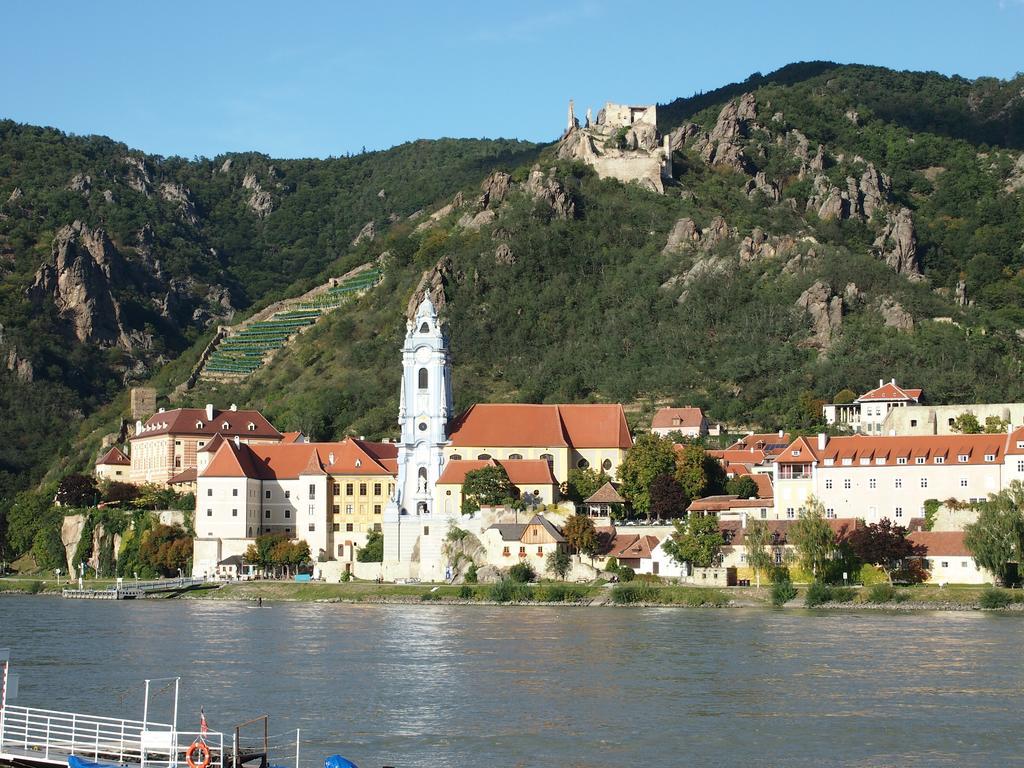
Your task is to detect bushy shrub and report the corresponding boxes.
[770,577,797,606]
[420,591,439,601]
[464,563,478,584]
[490,579,533,603]
[804,581,832,607]
[829,587,856,603]
[542,583,586,603]
[980,587,1012,609]
[677,588,727,607]
[508,561,536,583]
[866,583,905,604]
[25,580,44,594]
[617,566,636,582]
[458,585,474,600]
[611,583,657,604]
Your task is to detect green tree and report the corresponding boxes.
[725,475,759,499]
[562,514,599,559]
[357,529,384,562]
[546,548,571,580]
[984,415,1010,434]
[964,482,1024,586]
[664,514,724,569]
[138,523,192,577]
[617,433,677,516]
[788,496,836,580]
[563,467,611,503]
[461,465,518,514]
[648,474,689,520]
[674,442,726,500]
[951,412,982,434]
[56,474,98,507]
[832,388,857,405]
[743,517,774,589]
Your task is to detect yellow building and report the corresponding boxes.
[95,446,131,482]
[444,403,633,486]
[324,438,398,559]
[435,458,559,516]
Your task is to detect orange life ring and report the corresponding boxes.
[186,740,211,768]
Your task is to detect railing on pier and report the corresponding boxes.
[62,577,208,600]
[0,704,223,768]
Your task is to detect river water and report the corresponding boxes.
[0,596,1021,767]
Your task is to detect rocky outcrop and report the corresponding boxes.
[68,173,91,193]
[5,347,33,382]
[159,182,198,224]
[525,167,575,219]
[123,156,152,196]
[1005,154,1024,193]
[878,296,914,331]
[744,171,780,202]
[662,217,701,253]
[30,221,128,347]
[242,172,274,218]
[415,191,467,233]
[858,163,891,219]
[873,208,921,276]
[61,514,88,575]
[796,280,844,350]
[693,93,757,173]
[494,243,515,265]
[739,228,795,262]
[7,187,23,203]
[955,278,969,307]
[407,257,452,319]
[479,171,512,210]
[351,220,376,246]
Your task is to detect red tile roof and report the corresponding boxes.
[136,407,282,439]
[198,433,226,453]
[753,474,773,497]
[651,407,705,430]
[201,438,397,480]
[97,446,130,466]
[437,458,557,486]
[281,431,305,444]
[606,533,660,560]
[585,481,626,504]
[776,433,1009,467]
[907,531,971,558]
[689,495,773,513]
[447,403,632,449]
[168,467,197,485]
[720,517,862,546]
[728,432,792,457]
[856,381,922,403]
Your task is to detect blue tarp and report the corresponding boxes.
[69,756,121,768]
[294,574,312,583]
[324,755,359,768]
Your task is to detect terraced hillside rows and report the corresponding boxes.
[202,267,382,380]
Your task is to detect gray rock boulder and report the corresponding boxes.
[351,220,376,246]
[796,280,844,350]
[878,296,914,331]
[873,208,920,276]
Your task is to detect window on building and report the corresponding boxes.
[537,547,544,556]
[285,490,290,499]
[331,504,339,514]
[774,551,783,565]
[284,510,291,519]
[346,483,353,495]
[960,478,968,488]
[826,508,836,519]
[374,483,382,495]
[540,453,554,467]
[478,454,491,460]
[843,479,852,490]
[825,479,833,489]
[418,368,428,389]
[509,453,523,460]
[248,423,255,431]
[207,489,213,497]
[941,561,949,568]
[424,526,430,536]
[910,419,918,427]
[309,484,316,498]
[308,523,315,532]
[420,322,430,334]
[388,483,394,495]
[232,509,237,517]
[958,455,969,463]
[174,457,182,468]
[518,546,526,557]
[897,458,907,465]
[374,504,381,515]
[503,546,510,557]
[232,488,238,497]
[222,422,230,430]
[869,478,877,489]
[207,509,213,517]
[265,490,271,499]
[374,523,381,532]
[346,523,353,532]
[935,457,944,465]
[786,508,795,519]
[916,457,926,465]
[948,418,956,426]
[1018,460,1024,472]
[895,478,903,489]
[920,478,928,488]
[895,507,903,518]
[333,483,341,495]
[985,454,996,462]
[577,458,589,469]
[359,483,367,496]
[346,504,353,514]
[760,509,767,519]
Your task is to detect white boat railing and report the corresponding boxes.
[0,704,223,768]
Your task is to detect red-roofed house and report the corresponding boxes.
[130,403,283,486]
[435,458,559,514]
[651,407,708,438]
[445,403,632,485]
[95,446,131,481]
[823,378,922,434]
[192,437,397,578]
[907,530,992,584]
[773,431,1017,524]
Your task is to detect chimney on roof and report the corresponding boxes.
[359,435,365,440]
[158,407,165,413]
[328,452,335,465]
[233,435,240,448]
[135,419,142,435]
[891,378,895,385]
[382,438,389,443]
[206,403,215,421]
[817,433,828,451]
[879,379,884,387]
[230,403,238,411]
[778,429,784,438]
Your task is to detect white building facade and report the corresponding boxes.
[382,297,454,580]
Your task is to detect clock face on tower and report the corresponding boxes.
[414,346,431,364]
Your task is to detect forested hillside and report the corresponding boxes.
[4,61,1024,554]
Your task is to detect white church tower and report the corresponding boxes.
[382,296,453,579]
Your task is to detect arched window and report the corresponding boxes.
[247,422,256,431]
[509,453,523,460]
[222,422,230,430]
[540,453,554,466]
[478,453,492,460]
[195,421,204,429]
[450,454,462,461]
[419,322,430,334]
[577,458,590,469]
[602,459,613,471]
[418,368,428,390]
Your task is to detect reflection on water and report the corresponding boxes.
[0,597,1021,767]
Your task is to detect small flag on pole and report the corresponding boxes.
[200,707,208,735]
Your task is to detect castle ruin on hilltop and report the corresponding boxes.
[557,99,673,193]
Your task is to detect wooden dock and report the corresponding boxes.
[61,577,207,600]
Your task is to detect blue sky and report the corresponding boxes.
[3,0,1023,159]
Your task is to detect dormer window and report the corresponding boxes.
[915,457,926,465]
[842,458,852,466]
[875,458,885,465]
[247,422,256,431]
[355,459,362,468]
[934,457,944,465]
[985,454,996,462]
[222,422,230,430]
[958,455,969,463]
[897,457,907,465]
[1017,441,1024,450]
[196,421,204,429]
[791,450,800,457]
[824,458,834,466]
